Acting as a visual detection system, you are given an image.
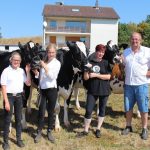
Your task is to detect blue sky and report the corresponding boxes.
[0,0,149,38]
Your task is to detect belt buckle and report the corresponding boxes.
[12,93,17,96]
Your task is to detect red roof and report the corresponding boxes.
[43,4,120,19]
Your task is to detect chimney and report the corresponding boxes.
[95,0,99,9]
[55,1,64,6]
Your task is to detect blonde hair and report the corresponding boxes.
[9,52,22,62]
[44,43,57,62]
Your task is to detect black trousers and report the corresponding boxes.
[37,88,57,131]
[85,94,109,119]
[3,94,23,143]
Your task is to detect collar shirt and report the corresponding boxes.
[0,65,26,93]
[123,46,150,85]
[40,58,61,89]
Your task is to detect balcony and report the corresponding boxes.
[45,26,90,33]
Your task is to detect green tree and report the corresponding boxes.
[118,23,131,46]
[0,27,2,38]
[145,15,150,23]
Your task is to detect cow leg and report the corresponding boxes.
[27,86,33,114]
[21,108,27,129]
[64,100,70,127]
[96,100,99,116]
[54,98,61,131]
[9,122,12,134]
[73,87,80,110]
[137,110,141,118]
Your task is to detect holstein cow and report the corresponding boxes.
[66,40,121,110]
[70,42,142,118]
[29,41,89,131]
[26,47,69,113]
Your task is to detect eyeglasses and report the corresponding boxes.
[12,59,21,62]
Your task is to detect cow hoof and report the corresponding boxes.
[76,107,80,110]
[21,122,28,130]
[55,126,61,132]
[64,121,70,127]
[76,105,81,110]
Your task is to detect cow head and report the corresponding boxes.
[104,40,120,64]
[18,41,43,65]
[66,41,89,73]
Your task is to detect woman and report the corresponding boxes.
[1,52,31,150]
[80,44,111,138]
[33,43,61,143]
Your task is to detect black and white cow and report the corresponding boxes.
[29,41,89,131]
[65,40,121,110]
[70,42,142,118]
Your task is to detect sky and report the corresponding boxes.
[0,0,149,38]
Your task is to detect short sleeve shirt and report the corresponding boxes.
[123,46,150,85]
[0,66,26,93]
[87,59,111,96]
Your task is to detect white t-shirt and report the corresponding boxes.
[123,46,150,85]
[0,65,27,93]
[40,58,61,89]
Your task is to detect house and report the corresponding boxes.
[0,44,19,52]
[42,1,119,52]
[0,36,42,52]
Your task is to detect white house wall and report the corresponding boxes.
[90,19,118,53]
[0,45,19,52]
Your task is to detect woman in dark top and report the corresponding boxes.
[81,44,111,138]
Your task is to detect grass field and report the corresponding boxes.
[0,89,150,150]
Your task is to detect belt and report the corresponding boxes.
[7,93,22,96]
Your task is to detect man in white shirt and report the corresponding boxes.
[121,32,150,140]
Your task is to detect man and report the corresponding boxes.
[121,32,150,140]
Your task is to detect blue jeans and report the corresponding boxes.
[3,94,23,143]
[124,84,149,112]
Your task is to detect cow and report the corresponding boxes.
[65,40,121,110]
[70,42,142,118]
[27,41,89,131]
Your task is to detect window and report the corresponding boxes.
[80,37,86,43]
[49,20,57,28]
[65,21,86,31]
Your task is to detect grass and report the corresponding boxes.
[0,89,150,150]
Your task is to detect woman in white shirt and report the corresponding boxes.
[1,52,31,150]
[33,43,61,144]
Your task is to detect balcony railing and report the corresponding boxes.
[56,42,90,49]
[45,26,90,33]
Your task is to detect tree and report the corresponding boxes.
[0,27,2,38]
[145,15,150,24]
[118,23,131,46]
